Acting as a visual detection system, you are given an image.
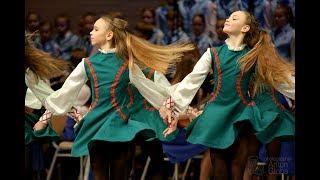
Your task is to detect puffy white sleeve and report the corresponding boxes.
[25,89,42,109]
[130,49,212,111]
[153,71,181,95]
[170,48,212,112]
[25,69,55,106]
[275,74,295,100]
[129,64,169,109]
[44,59,88,115]
[154,71,171,87]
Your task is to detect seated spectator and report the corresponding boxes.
[26,11,41,42]
[272,3,295,62]
[212,18,227,47]
[76,12,98,56]
[26,11,41,33]
[135,7,165,45]
[34,20,61,58]
[155,0,176,35]
[178,0,217,37]
[53,13,81,61]
[190,14,213,55]
[163,9,190,45]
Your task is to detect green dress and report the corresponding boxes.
[185,44,262,149]
[128,69,178,142]
[72,52,157,156]
[25,112,59,145]
[253,88,295,143]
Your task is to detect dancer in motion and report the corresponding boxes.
[130,10,294,180]
[37,14,194,180]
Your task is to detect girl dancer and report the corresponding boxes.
[130,11,294,180]
[38,15,194,180]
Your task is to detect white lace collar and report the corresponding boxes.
[98,48,116,54]
[225,38,246,51]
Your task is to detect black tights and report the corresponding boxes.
[139,140,167,180]
[265,139,281,180]
[209,122,254,180]
[246,136,282,180]
[88,140,134,180]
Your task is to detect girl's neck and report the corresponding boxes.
[100,42,113,52]
[226,34,245,49]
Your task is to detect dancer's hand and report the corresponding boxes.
[38,110,52,122]
[33,120,48,131]
[187,107,203,121]
[163,116,178,137]
[68,107,84,123]
[160,97,176,124]
[34,109,52,131]
[159,105,172,124]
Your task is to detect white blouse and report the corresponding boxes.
[129,64,170,109]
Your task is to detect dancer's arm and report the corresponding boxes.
[129,64,169,109]
[154,71,181,95]
[166,48,212,113]
[154,71,171,87]
[43,59,88,115]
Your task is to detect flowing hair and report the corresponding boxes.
[171,47,200,85]
[100,15,195,73]
[25,33,71,82]
[238,11,294,94]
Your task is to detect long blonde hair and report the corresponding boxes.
[25,34,71,82]
[100,15,195,73]
[239,11,294,94]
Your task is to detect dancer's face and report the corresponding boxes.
[90,18,113,48]
[223,11,250,35]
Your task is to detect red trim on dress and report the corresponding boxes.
[111,62,129,121]
[84,58,100,109]
[127,86,134,107]
[236,72,255,106]
[270,88,285,111]
[209,48,222,102]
